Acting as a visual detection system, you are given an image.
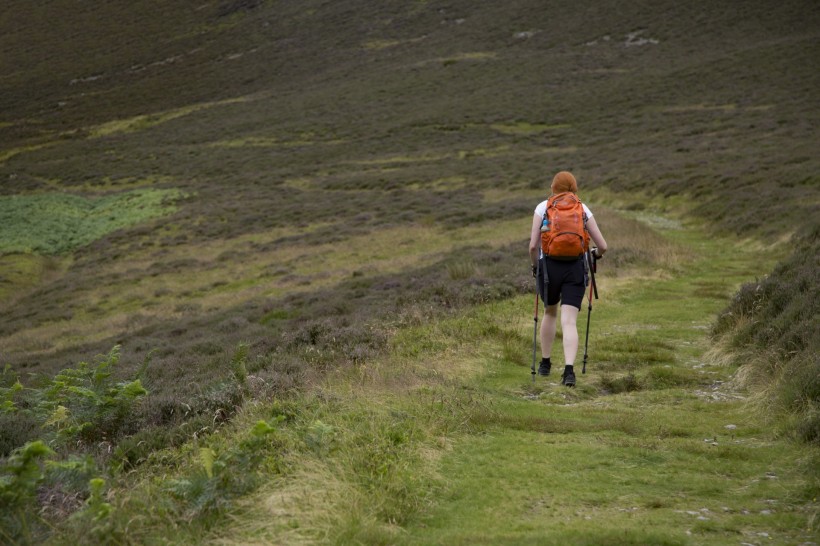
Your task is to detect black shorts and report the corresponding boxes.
[536,256,587,310]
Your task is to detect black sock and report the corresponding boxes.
[564,365,574,374]
[540,357,551,366]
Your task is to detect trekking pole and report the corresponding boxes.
[582,251,599,374]
[531,259,541,383]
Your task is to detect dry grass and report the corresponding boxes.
[595,208,693,272]
[231,462,352,545]
[202,320,479,545]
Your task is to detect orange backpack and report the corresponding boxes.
[540,192,589,260]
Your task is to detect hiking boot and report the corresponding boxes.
[561,370,576,387]
[537,361,551,376]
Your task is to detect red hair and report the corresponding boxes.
[551,171,578,193]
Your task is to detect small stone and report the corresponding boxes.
[724,424,737,430]
[514,31,537,39]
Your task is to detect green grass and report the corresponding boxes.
[3,204,816,544]
[390,228,813,545]
[0,188,183,255]
[174,222,815,546]
[0,0,818,542]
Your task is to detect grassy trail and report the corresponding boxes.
[212,218,816,546]
[395,226,816,545]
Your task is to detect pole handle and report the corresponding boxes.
[588,252,599,300]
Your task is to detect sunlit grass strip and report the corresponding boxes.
[362,36,426,50]
[413,51,498,67]
[1,96,266,165]
[79,175,178,192]
[0,142,56,164]
[661,103,739,113]
[345,152,453,166]
[87,96,255,138]
[207,136,347,148]
[490,122,572,135]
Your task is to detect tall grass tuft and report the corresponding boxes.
[446,259,477,280]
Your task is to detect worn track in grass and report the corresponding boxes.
[396,222,815,544]
[201,212,818,545]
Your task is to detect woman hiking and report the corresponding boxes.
[528,171,608,387]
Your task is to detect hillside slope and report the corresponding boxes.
[1,0,819,541]
[3,1,818,212]
[2,0,817,379]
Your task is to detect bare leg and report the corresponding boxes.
[560,304,580,365]
[541,304,558,358]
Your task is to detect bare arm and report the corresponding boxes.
[529,213,542,266]
[586,215,608,256]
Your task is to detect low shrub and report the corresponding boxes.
[111,417,212,471]
[0,411,40,458]
[166,419,283,521]
[283,317,389,367]
[0,347,159,540]
[37,346,148,446]
[0,346,148,455]
[0,440,55,544]
[68,477,119,544]
[779,350,820,445]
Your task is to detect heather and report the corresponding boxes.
[0,0,818,542]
